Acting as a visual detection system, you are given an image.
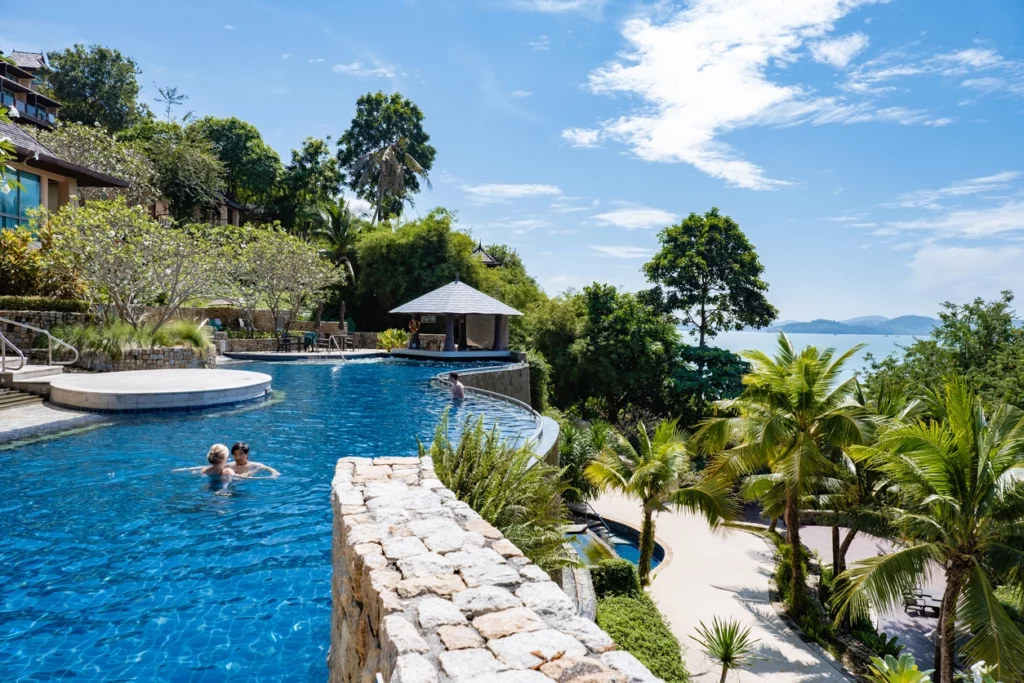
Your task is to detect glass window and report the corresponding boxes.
[0,168,43,229]
[19,171,40,219]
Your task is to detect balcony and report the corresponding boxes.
[2,94,56,127]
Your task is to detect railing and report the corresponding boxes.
[0,317,79,368]
[0,328,26,372]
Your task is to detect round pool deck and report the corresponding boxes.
[48,369,272,412]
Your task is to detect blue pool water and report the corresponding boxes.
[0,359,538,682]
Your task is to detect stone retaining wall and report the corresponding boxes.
[0,309,90,351]
[224,338,280,353]
[354,333,447,352]
[459,364,531,407]
[330,456,659,683]
[77,346,216,372]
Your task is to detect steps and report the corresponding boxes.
[0,365,64,399]
[0,387,43,412]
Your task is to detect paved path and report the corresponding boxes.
[593,493,849,682]
[0,402,107,445]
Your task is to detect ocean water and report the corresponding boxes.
[0,359,538,682]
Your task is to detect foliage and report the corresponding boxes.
[36,121,159,206]
[141,122,226,221]
[586,419,733,585]
[44,199,225,331]
[0,222,83,298]
[189,116,282,207]
[0,296,89,313]
[699,333,868,616]
[854,629,905,658]
[596,594,690,682]
[689,617,760,683]
[377,328,409,352]
[557,418,614,505]
[285,137,344,209]
[865,654,934,683]
[51,319,212,360]
[672,345,749,426]
[46,44,143,131]
[423,411,569,571]
[337,91,436,222]
[0,106,16,194]
[590,558,641,598]
[479,244,546,349]
[643,207,777,346]
[525,349,551,412]
[833,378,1024,682]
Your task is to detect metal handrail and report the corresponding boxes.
[432,362,544,447]
[0,316,79,367]
[0,329,27,372]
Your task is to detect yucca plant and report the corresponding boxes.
[690,617,760,683]
[865,654,932,683]
[377,328,409,352]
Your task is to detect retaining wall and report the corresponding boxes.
[77,346,216,372]
[0,309,90,351]
[354,333,448,352]
[459,364,531,407]
[330,456,658,683]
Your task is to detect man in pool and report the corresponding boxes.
[449,372,465,401]
[229,442,280,478]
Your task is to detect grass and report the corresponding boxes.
[50,319,213,360]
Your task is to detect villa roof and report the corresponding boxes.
[473,242,499,268]
[0,120,129,188]
[390,280,523,316]
[9,51,46,71]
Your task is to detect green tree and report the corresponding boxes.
[278,137,344,229]
[671,345,749,427]
[310,197,366,322]
[189,116,281,208]
[698,333,869,615]
[833,378,1024,683]
[46,45,142,131]
[337,91,436,222]
[643,207,776,347]
[558,419,615,506]
[145,124,226,222]
[586,419,733,586]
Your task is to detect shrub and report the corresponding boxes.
[591,559,641,598]
[596,593,689,682]
[525,349,551,412]
[423,411,569,571]
[50,319,212,360]
[0,228,41,296]
[377,328,409,351]
[0,296,90,313]
[557,419,614,505]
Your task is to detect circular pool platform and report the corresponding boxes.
[48,368,272,412]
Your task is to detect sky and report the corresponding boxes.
[3,0,1023,321]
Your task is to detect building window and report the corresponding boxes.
[1,168,42,229]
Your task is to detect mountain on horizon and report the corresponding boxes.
[766,314,939,336]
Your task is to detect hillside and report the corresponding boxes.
[767,315,939,336]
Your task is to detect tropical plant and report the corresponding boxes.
[559,419,615,506]
[832,378,1024,682]
[1,105,20,194]
[586,418,734,586]
[308,196,365,320]
[690,617,760,683]
[377,328,409,352]
[697,333,869,615]
[597,593,690,682]
[423,411,569,570]
[351,137,431,223]
[864,654,933,683]
[854,629,905,658]
[51,319,211,360]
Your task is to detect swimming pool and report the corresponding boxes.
[0,359,538,682]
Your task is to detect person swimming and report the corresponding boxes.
[449,372,465,401]
[201,444,235,479]
[229,442,280,478]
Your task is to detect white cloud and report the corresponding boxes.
[223,24,236,30]
[527,35,551,51]
[886,171,1020,210]
[594,207,677,230]
[345,195,373,218]
[886,200,1024,238]
[809,33,869,68]
[909,245,1024,296]
[309,58,325,63]
[462,183,562,203]
[512,0,605,14]
[281,53,292,59]
[562,128,602,148]
[509,90,532,98]
[333,60,399,78]
[848,46,1024,98]
[483,218,551,232]
[590,245,652,258]
[938,48,1004,70]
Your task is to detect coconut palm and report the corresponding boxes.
[561,420,616,507]
[351,137,431,223]
[864,654,933,683]
[697,333,870,615]
[585,418,734,586]
[690,617,760,683]
[833,377,1024,683]
[306,196,364,322]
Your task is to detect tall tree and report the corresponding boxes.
[698,333,869,615]
[337,92,436,222]
[643,207,776,346]
[188,116,281,206]
[586,419,733,586]
[145,124,225,222]
[46,45,143,132]
[309,197,365,322]
[834,378,1024,683]
[285,137,343,208]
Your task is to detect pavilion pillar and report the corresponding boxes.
[444,314,456,352]
[409,314,420,349]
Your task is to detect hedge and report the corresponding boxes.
[0,296,90,313]
[525,349,551,412]
[591,559,641,598]
[597,593,690,682]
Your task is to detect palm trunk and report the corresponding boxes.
[831,526,841,577]
[767,517,778,534]
[719,664,729,683]
[936,563,967,683]
[638,507,656,587]
[838,528,857,575]
[785,499,806,615]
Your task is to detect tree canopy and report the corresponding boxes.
[643,207,776,346]
[188,116,281,207]
[46,44,143,131]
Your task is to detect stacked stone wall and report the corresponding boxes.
[77,347,216,372]
[0,310,90,351]
[459,365,531,407]
[353,333,447,351]
[330,456,659,683]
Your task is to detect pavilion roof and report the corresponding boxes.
[390,280,522,316]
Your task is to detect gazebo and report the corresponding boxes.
[389,279,522,359]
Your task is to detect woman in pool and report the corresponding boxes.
[229,442,280,478]
[200,444,235,478]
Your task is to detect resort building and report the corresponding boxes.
[0,51,58,129]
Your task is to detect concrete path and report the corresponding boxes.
[593,493,850,682]
[0,402,107,445]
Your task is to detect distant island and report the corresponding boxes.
[765,315,939,336]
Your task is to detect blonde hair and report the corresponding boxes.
[207,444,229,465]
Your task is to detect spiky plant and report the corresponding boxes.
[690,617,760,683]
[864,654,933,683]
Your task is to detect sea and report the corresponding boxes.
[706,330,923,377]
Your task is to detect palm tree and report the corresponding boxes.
[585,418,734,586]
[697,333,870,615]
[832,377,1024,683]
[690,617,760,683]
[307,196,364,323]
[352,137,431,223]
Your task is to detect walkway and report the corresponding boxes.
[593,493,849,682]
[0,402,107,445]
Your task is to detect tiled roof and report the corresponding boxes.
[9,51,46,71]
[0,120,129,188]
[390,280,523,316]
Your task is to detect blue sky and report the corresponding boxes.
[4,0,1023,320]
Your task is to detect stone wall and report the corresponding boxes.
[353,333,447,352]
[224,338,280,353]
[0,309,90,352]
[77,346,216,372]
[330,456,659,683]
[459,364,531,407]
